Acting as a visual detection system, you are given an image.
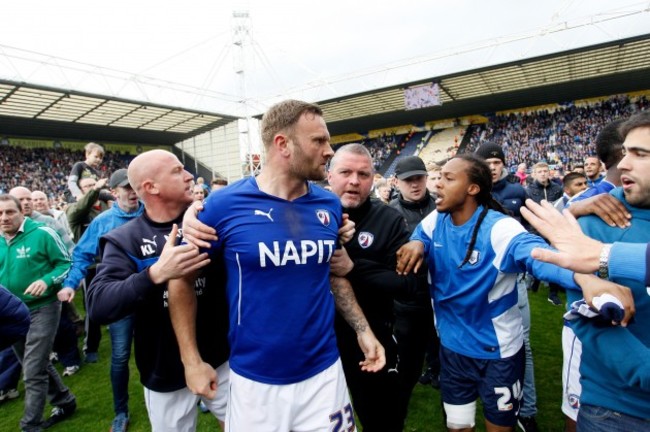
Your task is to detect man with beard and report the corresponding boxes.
[168,100,385,432]
[558,111,650,432]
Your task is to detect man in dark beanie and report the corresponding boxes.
[475,142,525,220]
[474,142,539,432]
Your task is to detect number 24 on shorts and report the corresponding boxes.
[495,380,522,411]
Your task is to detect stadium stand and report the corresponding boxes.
[0,147,132,206]
[463,93,649,171]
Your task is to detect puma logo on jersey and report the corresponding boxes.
[258,239,336,267]
[254,208,274,222]
[142,236,157,245]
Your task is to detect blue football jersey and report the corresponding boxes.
[199,177,342,384]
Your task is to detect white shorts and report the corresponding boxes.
[144,361,230,431]
[227,358,353,432]
[561,325,582,421]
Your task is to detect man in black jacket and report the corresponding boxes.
[388,156,440,425]
[88,150,229,431]
[328,144,423,432]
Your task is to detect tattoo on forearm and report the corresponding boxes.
[330,276,368,333]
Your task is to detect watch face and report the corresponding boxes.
[598,244,611,279]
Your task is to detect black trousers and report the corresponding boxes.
[393,306,438,426]
[337,322,402,432]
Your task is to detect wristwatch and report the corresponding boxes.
[598,244,612,279]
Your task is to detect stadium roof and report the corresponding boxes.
[1,33,650,145]
[0,80,240,145]
[321,33,650,135]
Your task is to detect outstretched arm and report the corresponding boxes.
[521,199,604,273]
[330,275,385,372]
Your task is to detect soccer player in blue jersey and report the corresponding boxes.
[169,100,385,432]
[395,154,623,432]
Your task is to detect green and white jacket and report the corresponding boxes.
[0,217,71,310]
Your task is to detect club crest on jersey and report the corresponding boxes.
[468,250,480,265]
[358,232,374,249]
[316,209,330,226]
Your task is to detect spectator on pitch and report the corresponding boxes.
[66,177,110,242]
[31,190,72,239]
[0,285,29,405]
[67,142,106,201]
[0,194,77,431]
[210,178,228,192]
[387,156,440,425]
[192,184,206,202]
[553,172,589,211]
[31,189,82,376]
[559,111,650,432]
[195,177,210,197]
[375,179,392,204]
[10,186,74,253]
[0,285,30,351]
[327,144,423,431]
[61,169,144,432]
[514,163,528,186]
[525,162,564,305]
[571,119,625,204]
[10,186,81,375]
[64,176,110,364]
[572,164,585,174]
[584,156,605,188]
[171,100,385,431]
[88,151,229,431]
[426,161,442,197]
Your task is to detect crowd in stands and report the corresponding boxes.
[357,132,399,170]
[465,94,650,172]
[0,147,132,207]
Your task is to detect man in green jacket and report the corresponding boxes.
[0,194,76,432]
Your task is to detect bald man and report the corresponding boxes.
[31,190,72,239]
[88,150,229,431]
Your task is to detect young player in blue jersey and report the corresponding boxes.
[169,100,385,432]
[395,154,620,432]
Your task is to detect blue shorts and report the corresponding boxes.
[440,345,525,427]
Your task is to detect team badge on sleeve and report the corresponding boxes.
[316,209,330,226]
[358,232,374,249]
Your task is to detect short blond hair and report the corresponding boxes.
[260,100,322,148]
[425,161,441,172]
[532,162,549,172]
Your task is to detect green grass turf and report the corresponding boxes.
[1,286,568,431]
